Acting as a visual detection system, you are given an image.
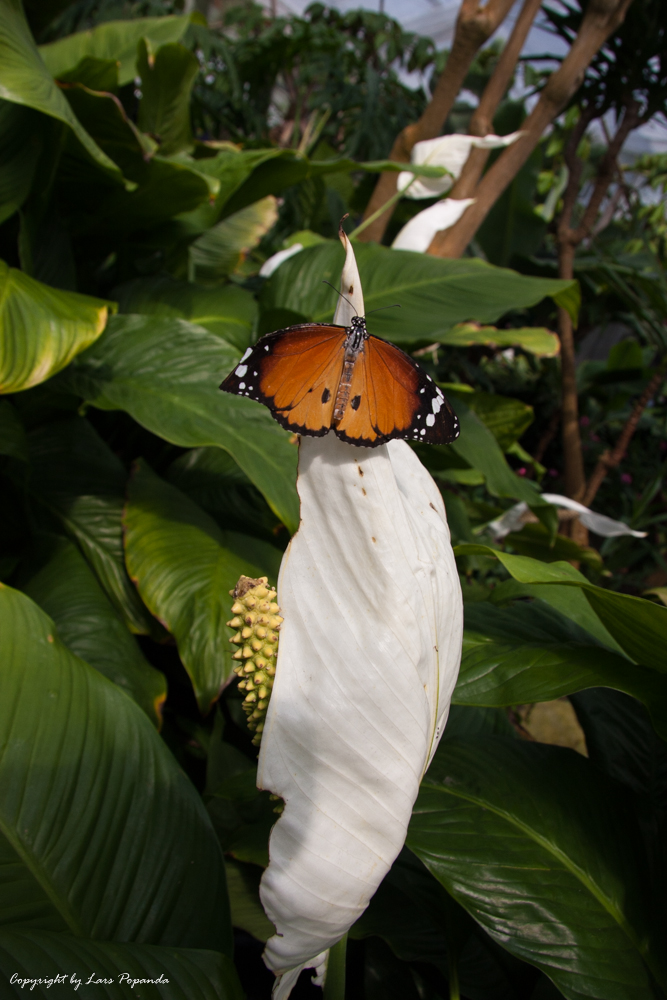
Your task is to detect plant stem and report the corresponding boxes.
[323,933,347,1000]
[348,177,416,241]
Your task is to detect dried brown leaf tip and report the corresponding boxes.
[227,575,282,746]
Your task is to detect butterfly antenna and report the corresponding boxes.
[365,304,401,316]
[321,279,357,316]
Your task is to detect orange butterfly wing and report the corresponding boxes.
[220,324,346,436]
[334,335,460,446]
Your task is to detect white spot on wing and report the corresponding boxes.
[241,348,252,362]
[235,364,248,377]
[432,397,442,414]
[426,413,435,427]
[239,382,246,389]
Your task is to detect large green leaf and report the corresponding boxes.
[124,462,282,713]
[0,0,122,179]
[0,930,242,999]
[0,584,232,952]
[113,276,257,352]
[39,15,193,86]
[0,262,110,394]
[189,197,278,284]
[137,40,198,156]
[455,545,667,672]
[408,737,664,1000]
[59,315,299,532]
[0,100,41,225]
[23,539,166,726]
[445,386,533,451]
[437,323,559,358]
[167,447,280,540]
[260,242,576,346]
[456,600,667,740]
[27,418,155,635]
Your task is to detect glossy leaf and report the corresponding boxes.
[0,930,243,999]
[0,0,121,179]
[113,277,257,352]
[459,390,534,451]
[59,315,299,532]
[408,737,664,1000]
[39,15,193,86]
[0,584,232,952]
[454,545,667,672]
[438,323,560,358]
[260,241,577,346]
[0,262,110,394]
[137,40,198,155]
[27,418,155,635]
[23,539,166,726]
[123,461,282,713]
[503,523,603,570]
[0,100,41,225]
[189,197,279,284]
[456,600,667,740]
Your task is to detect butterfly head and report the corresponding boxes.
[348,314,368,350]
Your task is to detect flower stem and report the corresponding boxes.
[323,933,347,1000]
[348,176,417,241]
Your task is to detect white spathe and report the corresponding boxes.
[392,198,475,252]
[397,131,523,199]
[256,231,464,998]
[487,493,648,540]
[259,243,304,277]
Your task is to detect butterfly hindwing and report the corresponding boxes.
[220,324,346,436]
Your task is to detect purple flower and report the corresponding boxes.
[620,472,632,485]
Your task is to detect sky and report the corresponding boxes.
[267,0,667,157]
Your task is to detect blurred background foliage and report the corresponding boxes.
[1,0,666,998]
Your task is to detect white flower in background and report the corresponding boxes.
[257,231,464,998]
[392,197,475,252]
[397,131,523,200]
[259,242,304,277]
[487,493,648,540]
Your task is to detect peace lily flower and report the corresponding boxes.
[255,231,464,997]
[397,131,523,200]
[391,197,475,252]
[487,493,648,540]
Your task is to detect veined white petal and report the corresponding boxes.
[335,229,364,323]
[392,198,474,253]
[258,433,463,991]
[398,131,523,199]
[487,494,647,539]
[259,243,305,277]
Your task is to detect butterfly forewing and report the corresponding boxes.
[220,324,346,436]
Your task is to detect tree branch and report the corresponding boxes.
[428,0,634,258]
[447,0,544,201]
[356,0,516,244]
[582,368,665,508]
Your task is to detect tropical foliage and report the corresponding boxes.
[0,1,666,999]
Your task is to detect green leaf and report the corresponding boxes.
[58,315,299,533]
[445,386,533,451]
[167,447,280,540]
[260,242,577,346]
[504,523,603,570]
[114,276,257,353]
[27,418,156,636]
[0,261,111,394]
[39,15,194,87]
[225,858,274,942]
[0,399,27,461]
[437,323,560,358]
[0,930,243,999]
[189,197,278,284]
[448,400,540,503]
[0,100,41,225]
[0,0,123,181]
[454,545,667,672]
[23,539,166,726]
[137,40,198,156]
[124,461,282,713]
[456,600,667,740]
[0,584,232,952]
[408,737,664,1000]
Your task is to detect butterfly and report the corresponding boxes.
[219,315,459,448]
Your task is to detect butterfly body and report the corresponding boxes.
[220,318,459,448]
